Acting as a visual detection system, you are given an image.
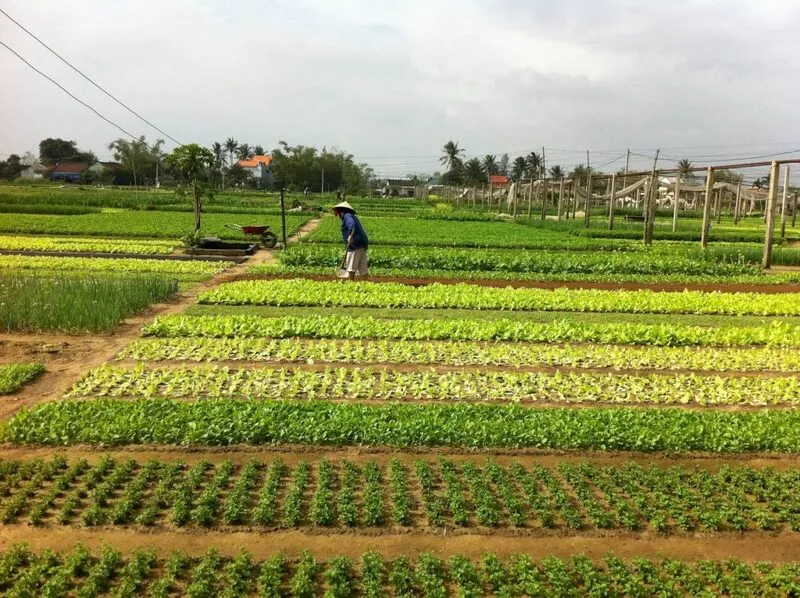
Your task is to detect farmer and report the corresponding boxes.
[333,201,369,278]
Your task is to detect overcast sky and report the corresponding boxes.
[2,0,799,180]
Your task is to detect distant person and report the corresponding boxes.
[336,188,342,201]
[333,201,368,278]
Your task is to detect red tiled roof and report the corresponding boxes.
[489,175,509,185]
[236,155,272,168]
[51,162,89,174]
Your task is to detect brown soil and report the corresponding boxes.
[0,218,321,422]
[231,273,800,294]
[1,445,796,471]
[0,525,796,561]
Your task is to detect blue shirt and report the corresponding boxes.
[341,212,368,249]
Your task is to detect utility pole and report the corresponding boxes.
[700,167,715,248]
[762,161,780,268]
[780,165,790,238]
[643,149,660,245]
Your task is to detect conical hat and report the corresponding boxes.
[332,201,355,213]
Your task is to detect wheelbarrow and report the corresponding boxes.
[225,224,278,248]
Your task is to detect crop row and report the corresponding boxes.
[197,279,800,316]
[3,544,797,598]
[7,399,800,452]
[0,235,176,255]
[0,363,45,395]
[0,255,229,281]
[119,336,800,373]
[143,314,800,347]
[1,456,798,533]
[67,364,800,407]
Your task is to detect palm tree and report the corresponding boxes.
[511,157,527,181]
[549,165,565,180]
[677,159,694,180]
[482,154,499,176]
[463,158,486,186]
[253,145,265,156]
[211,142,225,166]
[525,152,542,179]
[440,140,465,171]
[236,144,252,160]
[224,138,238,168]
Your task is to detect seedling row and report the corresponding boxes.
[1,457,798,533]
[67,364,800,407]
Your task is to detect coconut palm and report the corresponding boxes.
[224,138,238,168]
[549,165,565,180]
[236,144,252,160]
[440,140,465,171]
[525,152,542,179]
[678,158,694,180]
[482,154,499,176]
[253,145,265,156]
[511,157,527,181]
[463,158,486,186]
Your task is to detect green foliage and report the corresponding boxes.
[0,364,45,394]
[0,274,178,332]
[7,398,800,452]
[0,234,175,254]
[0,255,227,280]
[199,278,800,317]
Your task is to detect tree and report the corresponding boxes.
[38,138,94,164]
[525,152,542,179]
[715,169,743,184]
[236,144,253,160]
[0,154,24,180]
[511,157,527,181]
[224,138,238,168]
[462,158,486,186]
[164,144,214,233]
[677,158,694,180]
[549,165,565,180]
[108,136,164,187]
[570,164,593,187]
[253,145,265,156]
[482,154,499,176]
[440,140,465,172]
[499,153,510,176]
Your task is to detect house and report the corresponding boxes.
[235,154,273,188]
[49,162,89,182]
[86,161,126,184]
[379,178,416,197]
[19,162,51,180]
[489,175,510,186]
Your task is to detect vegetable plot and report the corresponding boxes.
[0,235,176,255]
[1,457,798,532]
[7,399,800,452]
[198,279,800,316]
[120,336,800,372]
[0,363,45,394]
[66,364,800,407]
[0,255,229,280]
[144,314,800,347]
[2,544,797,597]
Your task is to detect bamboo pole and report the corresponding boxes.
[700,167,714,248]
[733,182,742,224]
[583,173,592,228]
[793,192,798,228]
[780,165,790,238]
[608,174,616,230]
[762,161,780,268]
[672,175,681,232]
[540,178,547,220]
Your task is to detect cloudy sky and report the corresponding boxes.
[2,0,799,180]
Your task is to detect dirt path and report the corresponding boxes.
[0,218,321,421]
[0,525,796,562]
[1,444,797,470]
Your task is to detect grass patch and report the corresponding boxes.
[0,363,45,394]
[0,274,178,333]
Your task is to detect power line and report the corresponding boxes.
[1,40,146,144]
[0,7,182,146]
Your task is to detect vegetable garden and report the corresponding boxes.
[0,188,798,595]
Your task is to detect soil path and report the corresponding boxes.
[0,218,321,421]
[0,525,796,562]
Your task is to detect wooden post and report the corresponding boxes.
[643,150,660,245]
[608,174,616,230]
[672,175,681,232]
[557,178,565,221]
[733,182,742,224]
[762,161,780,268]
[714,188,722,224]
[571,180,577,219]
[623,148,630,190]
[700,167,714,248]
[793,192,798,228]
[583,173,592,228]
[488,179,493,211]
[526,179,532,219]
[780,165,790,238]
